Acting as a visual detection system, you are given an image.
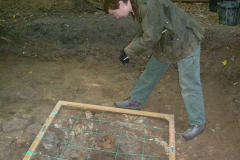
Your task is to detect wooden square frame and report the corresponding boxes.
[23,100,175,160]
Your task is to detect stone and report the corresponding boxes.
[14,113,34,124]
[119,138,141,156]
[26,123,42,135]
[71,150,80,159]
[94,114,101,120]
[0,139,12,160]
[13,109,34,123]
[1,130,24,141]
[85,110,93,119]
[21,114,33,120]
[16,132,30,145]
[2,117,30,132]
[40,131,59,152]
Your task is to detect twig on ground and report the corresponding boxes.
[0,37,12,48]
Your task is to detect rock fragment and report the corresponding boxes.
[26,123,42,134]
[3,117,30,132]
[85,110,93,119]
[40,131,59,152]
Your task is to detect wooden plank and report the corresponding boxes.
[22,101,63,160]
[169,117,176,160]
[60,101,174,120]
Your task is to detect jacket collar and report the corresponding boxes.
[135,0,147,8]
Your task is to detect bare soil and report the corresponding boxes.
[0,0,240,160]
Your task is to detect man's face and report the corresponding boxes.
[108,1,131,19]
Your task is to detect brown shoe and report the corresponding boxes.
[182,125,204,140]
[114,98,141,110]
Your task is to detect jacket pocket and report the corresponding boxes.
[159,29,184,59]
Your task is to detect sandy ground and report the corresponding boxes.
[0,0,240,160]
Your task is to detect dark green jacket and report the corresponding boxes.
[124,0,204,62]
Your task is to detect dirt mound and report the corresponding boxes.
[0,0,98,16]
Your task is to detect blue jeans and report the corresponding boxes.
[129,46,205,125]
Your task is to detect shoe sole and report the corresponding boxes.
[116,106,141,110]
[114,103,141,110]
[182,128,204,140]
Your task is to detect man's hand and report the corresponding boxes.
[120,50,129,64]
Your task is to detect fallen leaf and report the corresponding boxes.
[222,60,227,66]
[230,56,235,61]
[116,88,120,92]
[162,94,167,98]
[29,71,33,74]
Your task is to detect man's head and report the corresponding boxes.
[104,0,133,19]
